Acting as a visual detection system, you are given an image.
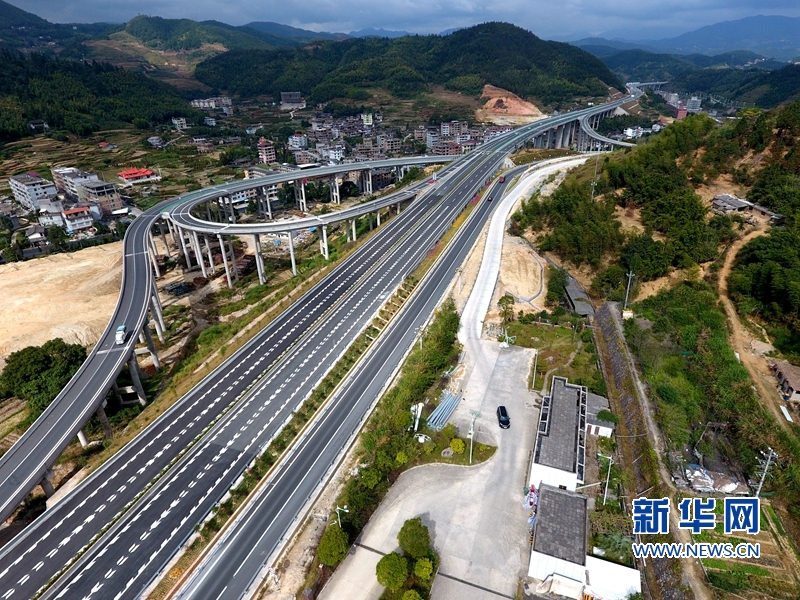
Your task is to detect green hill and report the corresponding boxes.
[194,22,623,106]
[0,50,198,142]
[121,15,295,51]
[596,47,799,108]
[0,0,116,50]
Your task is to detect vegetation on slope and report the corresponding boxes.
[194,22,624,106]
[511,115,736,299]
[120,15,295,51]
[0,51,199,142]
[727,101,800,356]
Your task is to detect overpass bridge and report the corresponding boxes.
[0,87,642,546]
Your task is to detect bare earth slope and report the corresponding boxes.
[476,84,545,125]
[0,243,123,369]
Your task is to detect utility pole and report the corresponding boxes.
[600,454,614,505]
[623,271,635,310]
[468,410,481,464]
[756,447,778,497]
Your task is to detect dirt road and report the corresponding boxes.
[717,229,792,432]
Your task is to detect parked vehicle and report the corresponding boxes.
[115,325,127,345]
[496,405,510,428]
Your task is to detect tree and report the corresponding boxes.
[0,338,86,418]
[397,517,431,559]
[449,438,465,454]
[414,557,433,581]
[376,552,408,590]
[498,293,515,323]
[317,524,349,566]
[402,591,423,600]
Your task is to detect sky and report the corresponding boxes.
[9,0,800,41]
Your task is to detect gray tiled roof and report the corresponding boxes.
[565,277,594,317]
[534,377,582,473]
[533,484,587,565]
[586,392,614,428]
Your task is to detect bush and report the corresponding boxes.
[317,525,349,566]
[376,552,408,590]
[398,517,431,559]
[402,591,423,600]
[414,557,433,581]
[449,438,465,454]
[441,423,456,441]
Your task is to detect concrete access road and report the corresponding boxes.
[38,132,522,600]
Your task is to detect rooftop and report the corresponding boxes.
[118,168,155,180]
[81,180,115,190]
[63,207,90,216]
[776,360,800,391]
[534,377,586,477]
[586,392,614,428]
[564,276,594,317]
[712,194,750,211]
[533,484,587,566]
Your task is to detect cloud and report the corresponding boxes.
[8,0,800,40]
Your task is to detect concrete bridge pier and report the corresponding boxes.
[218,234,233,288]
[192,231,208,278]
[150,308,165,344]
[360,170,373,195]
[176,225,193,270]
[351,218,357,241]
[294,181,308,212]
[77,429,89,447]
[330,177,340,204]
[206,202,213,222]
[150,281,166,343]
[368,212,373,231]
[40,469,56,497]
[142,319,161,371]
[96,400,113,439]
[320,225,329,260]
[261,186,273,219]
[147,233,161,278]
[158,221,171,258]
[127,353,147,406]
[377,209,382,226]
[204,234,214,275]
[288,230,297,276]
[254,234,266,285]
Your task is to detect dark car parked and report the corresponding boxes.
[496,405,510,428]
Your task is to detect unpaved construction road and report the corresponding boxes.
[717,229,792,432]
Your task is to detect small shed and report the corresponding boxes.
[585,393,615,438]
[772,361,800,401]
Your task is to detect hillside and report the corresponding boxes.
[0,0,116,51]
[120,16,295,51]
[244,22,347,43]
[574,15,800,61]
[595,47,800,108]
[0,50,198,142]
[194,22,624,107]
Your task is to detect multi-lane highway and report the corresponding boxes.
[0,130,509,600]
[38,128,520,600]
[0,92,640,600]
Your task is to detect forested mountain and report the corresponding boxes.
[594,46,800,108]
[0,51,198,142]
[194,22,624,106]
[574,15,800,61]
[244,21,348,43]
[120,16,296,51]
[0,0,116,50]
